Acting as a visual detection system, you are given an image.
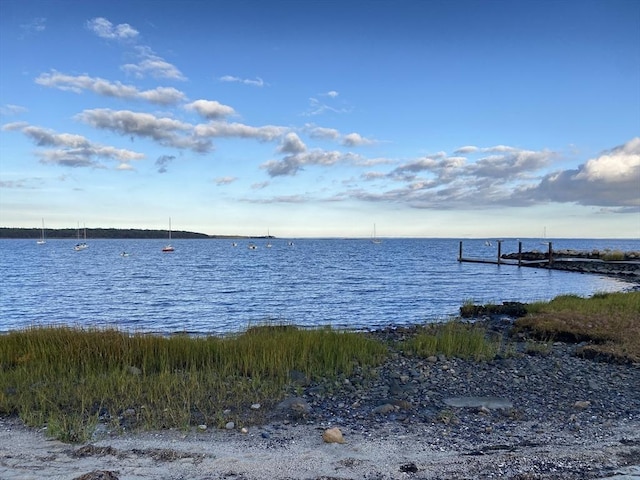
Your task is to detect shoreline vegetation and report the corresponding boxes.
[0,227,232,240]
[1,291,638,444]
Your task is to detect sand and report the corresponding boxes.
[2,416,639,480]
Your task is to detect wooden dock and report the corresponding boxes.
[457,240,554,267]
[458,241,640,280]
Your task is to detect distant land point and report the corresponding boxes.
[0,227,270,240]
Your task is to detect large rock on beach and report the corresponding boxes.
[322,427,345,443]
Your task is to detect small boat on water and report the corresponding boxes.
[120,252,130,257]
[36,219,46,245]
[74,223,88,251]
[248,242,257,250]
[162,218,175,252]
[371,224,382,244]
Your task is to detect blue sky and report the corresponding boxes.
[1,0,639,238]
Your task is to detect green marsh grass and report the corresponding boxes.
[516,291,640,363]
[0,325,386,442]
[398,320,503,361]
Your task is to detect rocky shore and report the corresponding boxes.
[500,249,640,283]
[2,319,639,479]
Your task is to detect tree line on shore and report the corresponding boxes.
[0,227,247,240]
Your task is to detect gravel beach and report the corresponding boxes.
[1,322,639,480]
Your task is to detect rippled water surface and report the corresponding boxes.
[1,238,637,335]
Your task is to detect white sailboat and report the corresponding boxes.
[36,219,46,245]
[266,228,272,248]
[162,218,175,252]
[371,224,382,244]
[74,223,88,251]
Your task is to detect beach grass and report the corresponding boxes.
[0,325,386,442]
[515,291,640,363]
[398,320,503,361]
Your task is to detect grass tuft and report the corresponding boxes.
[398,320,503,361]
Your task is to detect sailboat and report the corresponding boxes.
[162,218,175,252]
[74,223,88,251]
[266,228,272,248]
[36,219,46,245]
[371,224,382,244]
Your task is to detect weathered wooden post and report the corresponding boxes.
[497,240,502,265]
[458,241,463,262]
[548,241,553,266]
[518,241,522,267]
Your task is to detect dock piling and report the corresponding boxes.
[518,241,522,267]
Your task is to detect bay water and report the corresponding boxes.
[0,238,637,335]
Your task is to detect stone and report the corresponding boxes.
[197,424,207,431]
[443,396,513,409]
[400,462,419,473]
[372,403,396,415]
[574,400,591,409]
[225,421,235,430]
[250,403,261,410]
[276,396,311,418]
[73,471,119,480]
[322,427,345,444]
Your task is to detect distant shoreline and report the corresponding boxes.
[2,228,639,241]
[0,227,265,240]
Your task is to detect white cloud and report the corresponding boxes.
[35,71,186,105]
[261,150,361,177]
[305,124,340,140]
[219,75,265,87]
[77,109,212,153]
[3,123,145,168]
[214,176,238,185]
[305,96,351,116]
[0,104,28,116]
[194,121,287,142]
[454,145,478,154]
[185,100,236,120]
[342,133,375,147]
[122,46,186,81]
[87,17,139,40]
[278,133,306,154]
[470,149,554,178]
[522,137,640,209]
[20,17,46,36]
[575,137,640,182]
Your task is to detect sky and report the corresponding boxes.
[0,0,639,239]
